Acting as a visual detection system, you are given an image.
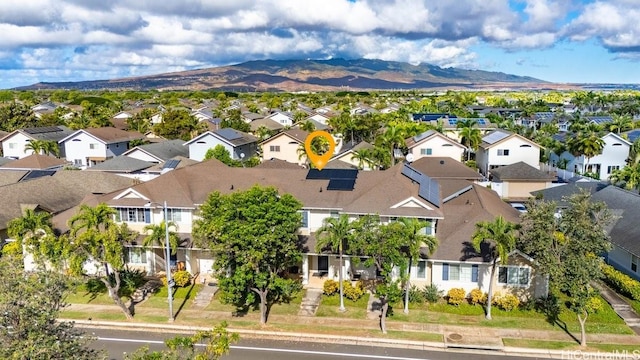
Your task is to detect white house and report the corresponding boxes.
[475,130,541,176]
[405,130,466,162]
[267,111,294,127]
[0,126,74,159]
[59,127,144,168]
[185,128,258,162]
[550,132,631,180]
[48,159,545,299]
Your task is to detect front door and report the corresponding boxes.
[318,256,329,272]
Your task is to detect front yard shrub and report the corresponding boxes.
[492,292,520,311]
[323,279,339,296]
[601,264,640,300]
[422,284,444,303]
[408,285,425,304]
[86,268,147,298]
[172,270,192,287]
[447,288,466,306]
[469,288,487,305]
[343,281,365,301]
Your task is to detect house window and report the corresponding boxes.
[420,148,433,155]
[167,208,182,222]
[126,248,147,264]
[417,261,427,279]
[115,208,150,223]
[498,266,530,286]
[607,165,620,174]
[270,145,281,152]
[89,143,98,150]
[300,210,309,228]
[8,143,16,149]
[330,211,339,219]
[497,149,510,156]
[632,255,638,273]
[442,263,478,282]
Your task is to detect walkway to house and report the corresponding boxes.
[366,291,382,320]
[594,281,640,333]
[298,288,323,316]
[191,281,218,310]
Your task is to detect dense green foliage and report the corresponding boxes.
[193,186,303,324]
[601,264,640,301]
[0,257,104,360]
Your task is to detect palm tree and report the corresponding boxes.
[351,148,375,170]
[24,139,46,155]
[608,114,634,134]
[299,120,316,132]
[378,125,405,166]
[69,203,117,238]
[568,128,605,175]
[316,214,353,312]
[610,164,640,192]
[397,218,437,314]
[142,220,180,274]
[628,138,640,165]
[7,209,54,265]
[471,216,518,320]
[457,119,482,161]
[40,140,60,157]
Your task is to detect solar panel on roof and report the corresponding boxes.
[216,128,242,141]
[20,170,56,182]
[483,131,509,144]
[401,164,440,207]
[162,159,180,169]
[306,168,357,180]
[412,130,434,143]
[627,130,640,142]
[448,119,457,126]
[24,126,63,135]
[327,179,356,191]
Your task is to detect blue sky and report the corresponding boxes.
[0,0,639,89]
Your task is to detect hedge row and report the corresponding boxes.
[601,264,640,300]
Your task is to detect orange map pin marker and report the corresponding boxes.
[304,130,335,171]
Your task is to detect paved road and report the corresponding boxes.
[86,327,548,360]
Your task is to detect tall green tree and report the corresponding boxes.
[64,204,137,319]
[193,186,303,324]
[607,114,634,134]
[0,101,38,131]
[377,125,405,166]
[352,216,407,334]
[610,163,640,192]
[316,214,354,312]
[153,109,205,141]
[519,191,614,347]
[0,257,105,360]
[397,218,437,314]
[7,209,57,266]
[471,216,518,320]
[568,127,605,175]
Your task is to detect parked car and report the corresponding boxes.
[510,203,527,213]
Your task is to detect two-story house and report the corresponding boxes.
[0,126,74,159]
[550,132,631,180]
[123,139,188,164]
[185,128,258,162]
[405,130,466,162]
[475,130,541,176]
[260,129,309,165]
[59,159,546,299]
[59,127,144,168]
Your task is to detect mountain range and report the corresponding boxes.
[18,58,561,92]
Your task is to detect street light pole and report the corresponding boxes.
[163,201,174,322]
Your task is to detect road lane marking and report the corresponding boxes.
[97,337,430,360]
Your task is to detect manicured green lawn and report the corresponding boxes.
[65,284,121,305]
[140,284,203,309]
[203,289,303,316]
[382,294,633,335]
[315,293,370,319]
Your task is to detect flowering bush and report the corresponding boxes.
[447,288,466,306]
[469,288,487,305]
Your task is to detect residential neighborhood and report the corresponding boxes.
[1,88,640,354]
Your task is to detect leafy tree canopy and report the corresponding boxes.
[193,185,303,324]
